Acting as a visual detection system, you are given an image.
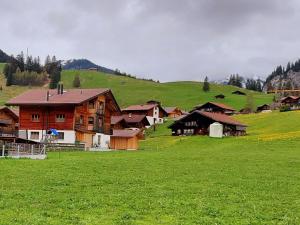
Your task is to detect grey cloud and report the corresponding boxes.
[0,0,300,82]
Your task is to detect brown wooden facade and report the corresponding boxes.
[0,107,19,137]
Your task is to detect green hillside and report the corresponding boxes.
[61,70,273,110]
[0,65,273,110]
[1,111,299,224]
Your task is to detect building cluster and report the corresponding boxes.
[0,87,255,151]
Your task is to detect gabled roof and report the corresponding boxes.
[0,106,19,120]
[281,96,300,101]
[169,110,246,128]
[122,114,150,125]
[122,104,157,111]
[111,115,125,125]
[6,89,121,112]
[194,102,236,111]
[122,103,168,116]
[164,107,179,114]
[112,129,141,138]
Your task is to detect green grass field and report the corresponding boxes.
[0,111,300,224]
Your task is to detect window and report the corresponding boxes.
[31,114,40,122]
[57,132,64,140]
[88,117,94,125]
[79,115,84,124]
[56,114,65,122]
[98,102,104,114]
[30,131,39,140]
[88,101,95,109]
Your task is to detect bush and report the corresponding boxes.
[280,105,291,112]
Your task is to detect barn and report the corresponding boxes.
[110,129,141,150]
[169,110,247,136]
[191,102,236,115]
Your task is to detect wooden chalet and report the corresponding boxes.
[169,111,247,136]
[280,96,300,106]
[164,107,184,118]
[122,102,167,125]
[215,94,225,99]
[191,102,236,115]
[0,106,19,138]
[6,86,121,149]
[232,90,246,95]
[256,104,271,113]
[110,129,141,150]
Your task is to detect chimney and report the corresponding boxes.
[60,83,64,94]
[46,91,49,101]
[57,84,60,95]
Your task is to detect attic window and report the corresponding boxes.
[88,101,95,109]
[31,114,40,122]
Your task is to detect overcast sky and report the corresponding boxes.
[1,0,300,82]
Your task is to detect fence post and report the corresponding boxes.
[2,145,5,157]
[17,145,20,158]
[31,145,34,156]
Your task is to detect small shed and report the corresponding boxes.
[110,129,141,150]
[256,104,271,113]
[215,94,225,99]
[232,90,246,95]
[209,122,223,138]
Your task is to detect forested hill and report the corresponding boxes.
[0,49,12,62]
[264,59,300,91]
[62,59,116,74]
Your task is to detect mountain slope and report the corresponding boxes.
[62,59,116,74]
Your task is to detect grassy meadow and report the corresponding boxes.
[0,65,273,110]
[0,111,300,224]
[61,70,273,110]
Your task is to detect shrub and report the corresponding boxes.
[280,105,291,112]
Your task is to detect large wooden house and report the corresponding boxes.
[122,102,167,125]
[169,110,247,136]
[191,102,236,115]
[280,96,300,107]
[7,87,121,148]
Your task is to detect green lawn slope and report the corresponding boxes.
[61,70,273,110]
[0,111,299,224]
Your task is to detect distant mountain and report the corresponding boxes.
[61,59,116,74]
[0,49,12,63]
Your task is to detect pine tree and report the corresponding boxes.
[73,74,81,88]
[203,76,210,92]
[244,94,254,113]
[6,65,13,86]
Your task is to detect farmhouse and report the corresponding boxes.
[191,102,236,115]
[232,90,246,95]
[0,106,19,137]
[122,102,167,125]
[169,111,247,136]
[256,104,271,113]
[215,94,225,99]
[164,107,184,118]
[280,96,300,107]
[110,129,141,150]
[6,87,121,149]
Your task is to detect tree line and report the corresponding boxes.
[202,74,263,92]
[3,52,61,88]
